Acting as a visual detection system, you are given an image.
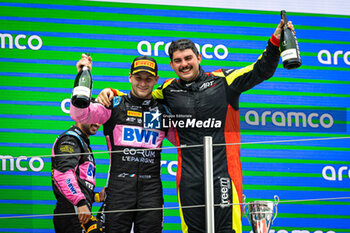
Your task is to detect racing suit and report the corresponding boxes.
[110,36,280,232]
[51,125,96,233]
[153,36,280,233]
[70,92,171,233]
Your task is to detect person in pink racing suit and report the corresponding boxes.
[51,122,105,233]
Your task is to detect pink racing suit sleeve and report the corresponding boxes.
[53,169,85,206]
[70,101,112,124]
[52,136,87,206]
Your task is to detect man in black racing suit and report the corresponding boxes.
[51,122,104,233]
[70,55,174,233]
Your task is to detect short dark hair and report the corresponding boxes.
[168,39,199,61]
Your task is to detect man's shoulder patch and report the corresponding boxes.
[113,96,122,107]
[58,144,75,153]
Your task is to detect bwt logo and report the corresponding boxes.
[0,155,44,172]
[0,33,43,50]
[66,178,77,195]
[122,126,160,146]
[137,40,228,60]
[143,110,162,129]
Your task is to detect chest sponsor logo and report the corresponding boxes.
[126,117,137,122]
[170,89,187,93]
[122,126,160,146]
[142,100,152,105]
[199,80,216,91]
[127,110,142,117]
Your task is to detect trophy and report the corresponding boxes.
[243,195,279,233]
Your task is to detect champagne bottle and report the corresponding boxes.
[71,54,92,108]
[280,10,301,69]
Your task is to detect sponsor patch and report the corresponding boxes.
[58,145,74,153]
[134,60,155,69]
[113,96,122,107]
[66,178,77,194]
[127,110,142,117]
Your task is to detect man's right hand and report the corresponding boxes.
[76,53,92,73]
[96,88,114,107]
[77,205,91,225]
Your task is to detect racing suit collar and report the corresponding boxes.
[127,92,155,106]
[70,125,90,146]
[178,66,205,89]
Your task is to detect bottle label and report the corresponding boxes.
[72,86,91,97]
[281,48,298,62]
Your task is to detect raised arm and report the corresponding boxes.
[225,20,295,93]
[70,101,111,125]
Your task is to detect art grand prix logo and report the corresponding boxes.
[143,110,162,129]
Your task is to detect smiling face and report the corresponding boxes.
[129,71,159,99]
[170,48,202,82]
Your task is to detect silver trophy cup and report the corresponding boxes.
[243,195,279,233]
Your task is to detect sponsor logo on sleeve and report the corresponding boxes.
[127,110,142,118]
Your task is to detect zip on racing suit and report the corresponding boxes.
[110,36,280,233]
[51,125,97,233]
[70,92,172,233]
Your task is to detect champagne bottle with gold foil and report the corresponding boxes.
[280,10,301,69]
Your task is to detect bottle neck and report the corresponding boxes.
[281,12,288,29]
